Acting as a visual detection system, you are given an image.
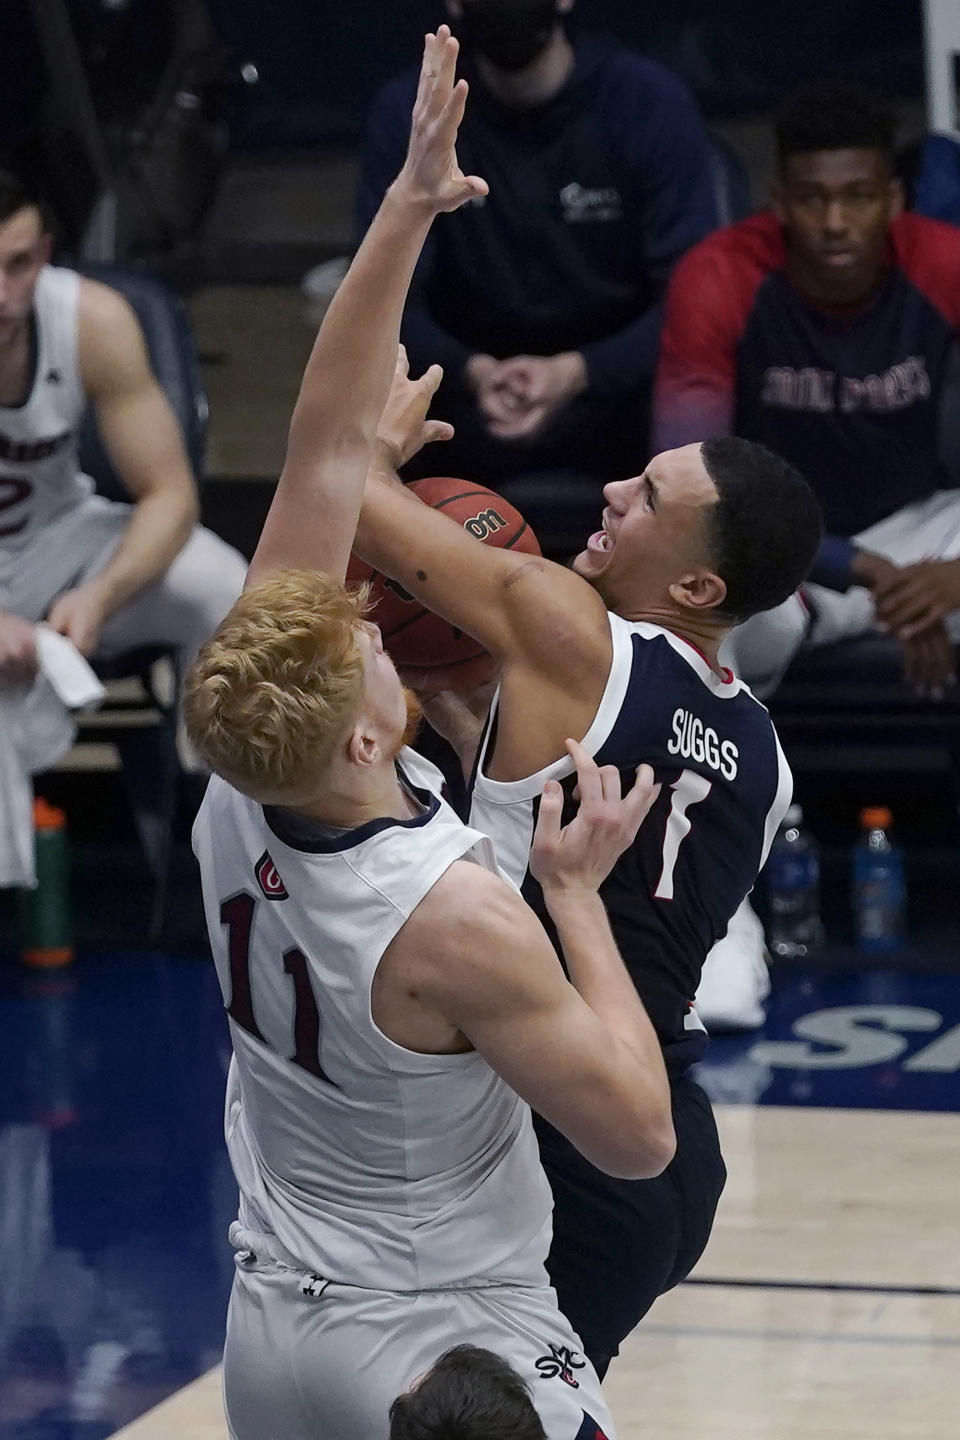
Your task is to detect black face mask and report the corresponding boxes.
[458,0,560,74]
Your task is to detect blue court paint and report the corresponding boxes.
[1,948,958,1437]
[0,951,233,1438]
[697,965,960,1111]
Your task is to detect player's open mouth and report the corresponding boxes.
[587,529,612,553]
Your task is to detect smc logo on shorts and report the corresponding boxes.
[255,851,288,901]
[535,1343,585,1387]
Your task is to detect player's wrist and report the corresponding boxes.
[371,434,404,478]
[385,173,448,223]
[542,882,605,913]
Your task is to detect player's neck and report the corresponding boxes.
[626,605,728,672]
[290,759,420,830]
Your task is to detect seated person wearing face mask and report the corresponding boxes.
[355,0,718,546]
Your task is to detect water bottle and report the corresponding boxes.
[852,806,906,954]
[764,803,824,958]
[16,798,75,969]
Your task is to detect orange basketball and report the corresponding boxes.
[347,477,540,691]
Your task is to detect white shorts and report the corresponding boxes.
[0,493,246,672]
[222,1254,616,1440]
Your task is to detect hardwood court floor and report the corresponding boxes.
[112,1104,960,1440]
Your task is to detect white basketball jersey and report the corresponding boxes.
[0,266,92,551]
[192,748,553,1293]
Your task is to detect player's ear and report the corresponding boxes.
[669,569,727,613]
[346,722,379,769]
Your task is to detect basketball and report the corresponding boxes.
[347,477,540,691]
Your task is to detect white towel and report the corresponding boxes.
[0,629,106,888]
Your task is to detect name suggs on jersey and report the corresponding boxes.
[667,707,739,780]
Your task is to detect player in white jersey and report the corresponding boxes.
[0,170,246,689]
[186,30,675,1439]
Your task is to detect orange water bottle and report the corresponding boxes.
[17,798,75,968]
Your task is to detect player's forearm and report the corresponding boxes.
[88,485,197,617]
[546,888,672,1129]
[285,183,438,466]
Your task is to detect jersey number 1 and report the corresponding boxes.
[654,770,712,901]
[220,892,337,1085]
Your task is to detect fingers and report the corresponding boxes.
[899,607,943,640]
[421,361,443,397]
[565,738,622,806]
[625,764,662,827]
[435,25,459,104]
[533,778,564,852]
[413,30,440,116]
[394,344,410,380]
[564,738,603,809]
[423,420,455,447]
[901,629,956,697]
[487,403,550,439]
[415,27,458,122]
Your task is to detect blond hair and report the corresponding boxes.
[184,568,370,803]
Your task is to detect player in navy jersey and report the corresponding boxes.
[655,78,960,700]
[356,386,821,1372]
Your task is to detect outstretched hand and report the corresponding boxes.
[531,739,661,895]
[397,26,489,215]
[374,346,454,471]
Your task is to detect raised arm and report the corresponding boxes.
[355,374,611,690]
[246,27,486,589]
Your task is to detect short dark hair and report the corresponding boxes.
[700,437,822,623]
[775,78,895,171]
[0,170,41,227]
[388,1345,547,1440]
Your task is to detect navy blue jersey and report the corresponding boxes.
[469,615,791,1071]
[655,210,960,588]
[356,32,716,399]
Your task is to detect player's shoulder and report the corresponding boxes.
[76,272,140,330]
[76,275,147,390]
[621,622,779,733]
[388,859,533,994]
[411,858,524,932]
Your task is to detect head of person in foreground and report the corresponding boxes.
[388,1345,548,1440]
[572,436,822,628]
[183,569,420,809]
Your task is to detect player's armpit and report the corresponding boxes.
[356,469,611,684]
[397,862,675,1180]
